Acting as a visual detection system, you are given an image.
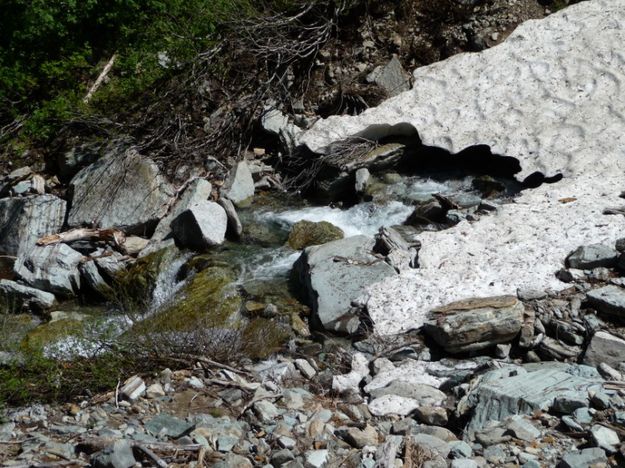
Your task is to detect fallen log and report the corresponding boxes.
[37,228,126,249]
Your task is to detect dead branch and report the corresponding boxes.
[84,54,117,104]
[37,228,126,249]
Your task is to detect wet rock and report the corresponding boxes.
[222,161,254,206]
[0,195,66,256]
[559,447,607,468]
[287,220,344,250]
[14,244,83,297]
[0,279,56,312]
[79,260,113,297]
[218,197,243,238]
[465,364,603,433]
[584,331,625,369]
[366,56,410,97]
[355,168,370,194]
[91,439,136,468]
[586,285,625,318]
[171,200,227,249]
[145,413,194,439]
[292,235,396,331]
[566,244,617,269]
[152,179,212,241]
[423,296,524,354]
[69,147,174,234]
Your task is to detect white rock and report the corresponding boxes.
[171,200,227,249]
[146,383,165,399]
[299,0,625,334]
[295,359,317,379]
[368,394,421,417]
[305,449,329,468]
[121,375,146,401]
[332,353,370,394]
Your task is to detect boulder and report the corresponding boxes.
[261,109,303,153]
[464,364,604,434]
[79,260,114,297]
[222,161,254,206]
[68,147,174,234]
[151,179,212,242]
[587,285,625,318]
[287,220,344,250]
[566,244,618,269]
[292,235,396,331]
[14,244,83,297]
[423,296,524,354]
[366,56,410,97]
[0,195,66,256]
[583,331,625,369]
[0,279,56,312]
[171,201,227,250]
[218,198,243,238]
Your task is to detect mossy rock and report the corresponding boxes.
[112,243,178,311]
[287,220,344,250]
[133,266,242,334]
[0,314,40,352]
[21,319,84,352]
[241,318,291,359]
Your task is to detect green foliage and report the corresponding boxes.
[0,0,264,143]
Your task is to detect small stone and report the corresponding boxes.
[90,439,136,468]
[495,343,511,359]
[590,424,619,452]
[253,400,281,423]
[566,244,617,269]
[295,359,317,379]
[450,460,478,468]
[272,449,295,465]
[146,383,165,399]
[448,440,472,459]
[561,416,584,431]
[171,200,227,249]
[573,407,593,425]
[305,449,329,468]
[553,394,588,414]
[278,436,296,449]
[415,406,448,426]
[560,447,608,468]
[222,161,255,206]
[505,415,541,442]
[590,392,611,410]
[343,425,379,448]
[355,168,370,193]
[187,376,205,389]
[120,375,145,401]
[145,414,194,439]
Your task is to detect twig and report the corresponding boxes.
[135,444,168,468]
[115,379,120,409]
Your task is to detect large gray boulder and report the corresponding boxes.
[464,363,603,434]
[171,201,227,250]
[0,279,56,312]
[423,296,524,354]
[152,179,212,242]
[587,285,625,318]
[68,147,174,234]
[14,244,83,297]
[0,195,66,256]
[583,331,625,369]
[566,244,618,269]
[221,161,254,206]
[292,235,397,331]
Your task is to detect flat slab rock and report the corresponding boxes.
[68,147,174,233]
[423,296,524,353]
[583,330,625,369]
[299,0,625,334]
[466,363,604,434]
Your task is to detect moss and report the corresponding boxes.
[241,318,290,359]
[134,266,242,334]
[112,244,177,312]
[287,220,344,250]
[20,319,84,352]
